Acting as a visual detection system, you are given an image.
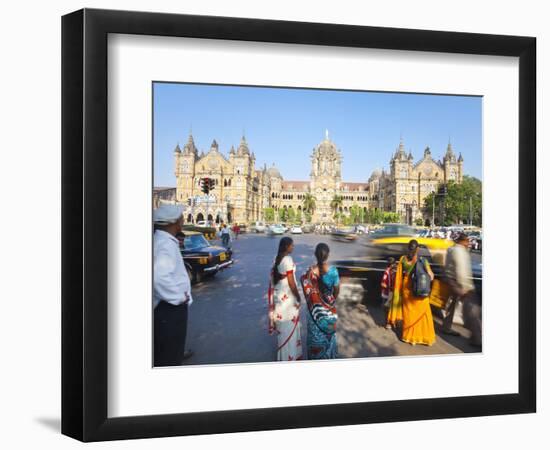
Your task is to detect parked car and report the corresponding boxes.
[182,224,217,240]
[290,225,303,234]
[267,224,286,235]
[179,230,233,284]
[301,224,314,233]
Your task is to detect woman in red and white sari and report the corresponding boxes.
[267,237,303,361]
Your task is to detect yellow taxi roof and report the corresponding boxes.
[372,236,454,250]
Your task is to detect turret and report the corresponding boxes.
[182,133,197,156]
[209,139,219,152]
[237,135,250,156]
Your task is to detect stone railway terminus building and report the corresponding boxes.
[170,130,464,225]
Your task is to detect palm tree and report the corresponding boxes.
[302,193,316,222]
[330,195,344,224]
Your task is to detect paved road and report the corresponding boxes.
[184,233,480,366]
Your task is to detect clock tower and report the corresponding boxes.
[310,130,342,222]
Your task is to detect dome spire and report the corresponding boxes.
[183,131,197,155]
[237,134,250,155]
[444,139,456,161]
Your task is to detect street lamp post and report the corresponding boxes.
[432,194,435,227]
[469,195,473,226]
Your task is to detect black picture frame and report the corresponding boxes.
[61,8,536,442]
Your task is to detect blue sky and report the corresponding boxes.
[153,82,482,187]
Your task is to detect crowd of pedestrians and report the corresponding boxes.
[151,203,482,367]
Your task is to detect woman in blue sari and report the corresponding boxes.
[300,243,340,359]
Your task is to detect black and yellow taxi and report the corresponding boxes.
[333,235,482,308]
[178,230,233,284]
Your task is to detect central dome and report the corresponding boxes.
[267,164,283,179]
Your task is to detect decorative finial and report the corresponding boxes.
[325,129,329,140]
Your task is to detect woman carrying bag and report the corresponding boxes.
[390,239,436,346]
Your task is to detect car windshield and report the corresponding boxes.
[184,234,209,250]
[374,225,416,236]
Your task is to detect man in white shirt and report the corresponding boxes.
[219,223,231,248]
[443,232,481,347]
[153,204,194,366]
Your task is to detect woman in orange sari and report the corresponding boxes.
[388,239,436,346]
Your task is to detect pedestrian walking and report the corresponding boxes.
[219,223,231,248]
[381,257,397,329]
[267,237,303,361]
[443,232,482,346]
[389,239,436,346]
[232,223,240,239]
[300,243,340,359]
[153,204,194,366]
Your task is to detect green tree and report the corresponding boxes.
[367,209,383,224]
[302,193,316,221]
[296,209,302,223]
[423,176,482,226]
[263,207,275,223]
[349,204,366,224]
[278,208,289,222]
[330,195,344,224]
[287,207,296,223]
[382,212,401,223]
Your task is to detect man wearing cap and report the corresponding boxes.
[153,204,194,366]
[443,232,482,347]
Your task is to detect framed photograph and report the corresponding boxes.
[62,8,536,441]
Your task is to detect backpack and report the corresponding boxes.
[411,257,432,297]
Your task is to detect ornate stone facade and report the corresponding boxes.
[368,139,463,224]
[172,132,463,225]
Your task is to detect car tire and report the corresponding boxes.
[187,265,202,284]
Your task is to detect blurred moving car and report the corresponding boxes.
[332,235,482,308]
[331,227,358,242]
[301,224,314,233]
[266,224,286,235]
[180,230,233,284]
[467,231,482,251]
[354,224,368,234]
[368,223,417,239]
[290,225,303,234]
[250,221,267,233]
